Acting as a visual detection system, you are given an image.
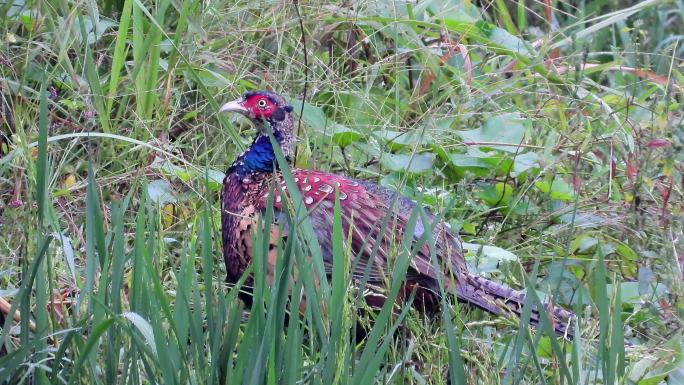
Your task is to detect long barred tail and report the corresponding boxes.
[457,274,576,339]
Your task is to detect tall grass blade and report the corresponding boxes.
[33,76,50,385]
[106,0,133,115]
[77,14,110,133]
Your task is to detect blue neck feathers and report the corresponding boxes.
[231,134,279,176]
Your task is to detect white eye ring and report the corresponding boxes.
[257,99,267,108]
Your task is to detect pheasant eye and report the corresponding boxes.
[257,99,267,108]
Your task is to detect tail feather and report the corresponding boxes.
[457,274,576,338]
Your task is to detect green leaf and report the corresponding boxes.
[331,124,363,147]
[605,282,667,304]
[486,24,534,56]
[59,99,86,110]
[194,68,233,87]
[630,334,684,384]
[122,312,158,359]
[462,242,518,261]
[375,129,431,149]
[463,222,476,235]
[52,232,77,283]
[448,153,494,169]
[147,179,177,205]
[290,99,328,131]
[535,178,575,201]
[512,152,539,176]
[539,261,586,305]
[380,153,434,173]
[479,182,514,206]
[447,147,505,177]
[616,242,638,261]
[456,113,525,153]
[154,160,224,191]
[70,15,116,45]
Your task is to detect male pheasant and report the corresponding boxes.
[220,90,575,337]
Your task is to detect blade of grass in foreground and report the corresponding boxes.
[245,190,277,384]
[594,245,625,384]
[322,193,350,385]
[0,236,52,384]
[34,76,50,385]
[417,200,467,385]
[518,271,574,382]
[502,262,539,385]
[77,13,110,133]
[106,0,133,116]
[104,189,134,384]
[351,205,421,384]
[268,129,332,345]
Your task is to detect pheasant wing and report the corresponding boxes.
[254,170,464,287]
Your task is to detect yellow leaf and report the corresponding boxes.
[63,174,76,189]
[624,192,633,203]
[162,203,175,228]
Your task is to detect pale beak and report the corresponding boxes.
[219,99,248,114]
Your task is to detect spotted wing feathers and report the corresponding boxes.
[252,170,460,285]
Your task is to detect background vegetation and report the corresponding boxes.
[0,0,683,383]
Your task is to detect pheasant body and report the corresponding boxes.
[220,90,575,337]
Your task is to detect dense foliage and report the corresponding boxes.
[0,0,682,383]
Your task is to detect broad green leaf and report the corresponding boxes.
[463,242,518,263]
[456,113,526,153]
[606,282,667,304]
[331,124,363,147]
[380,153,434,173]
[570,234,599,254]
[147,179,176,205]
[616,242,639,261]
[63,15,116,44]
[535,178,576,201]
[479,182,514,206]
[154,159,224,191]
[539,261,587,305]
[439,19,535,57]
[194,68,233,88]
[375,129,431,149]
[462,221,476,235]
[447,148,503,177]
[447,154,493,177]
[290,99,328,131]
[486,24,534,56]
[512,152,539,176]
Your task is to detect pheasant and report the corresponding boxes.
[219,90,576,337]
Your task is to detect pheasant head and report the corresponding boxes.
[221,90,295,175]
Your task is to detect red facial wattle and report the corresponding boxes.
[242,95,277,119]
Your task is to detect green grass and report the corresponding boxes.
[0,0,683,383]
